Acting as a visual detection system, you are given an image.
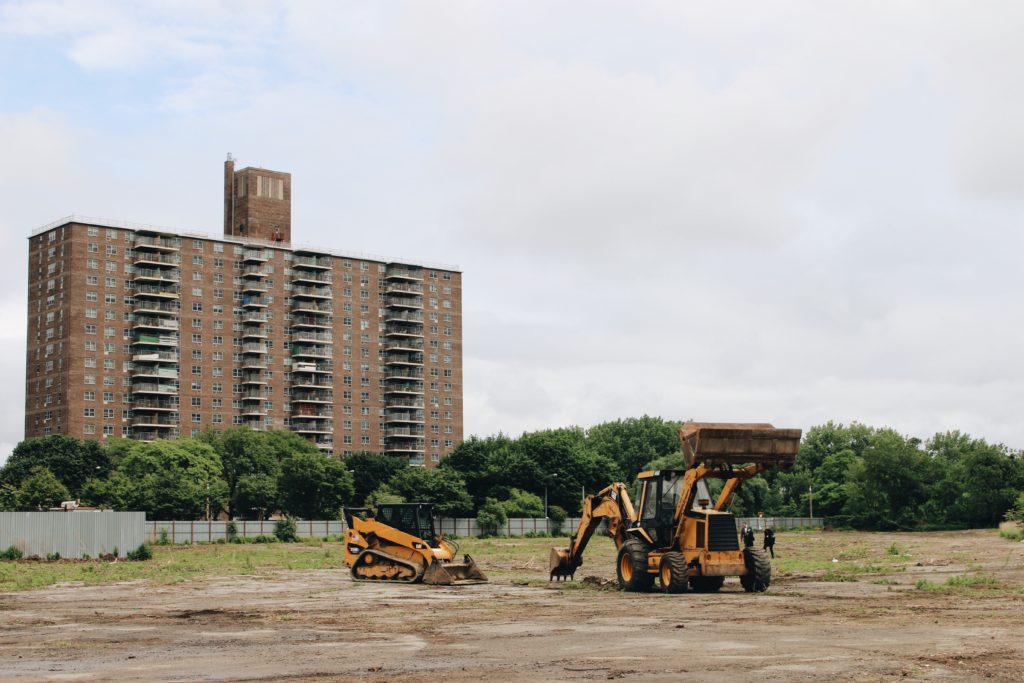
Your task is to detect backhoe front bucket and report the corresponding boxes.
[422,554,488,585]
[679,422,802,468]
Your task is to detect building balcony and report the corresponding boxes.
[134,428,181,441]
[243,248,268,263]
[134,235,180,251]
[292,422,334,435]
[385,440,426,453]
[131,416,178,427]
[240,406,266,417]
[383,380,424,396]
[241,326,267,339]
[385,267,423,282]
[132,334,179,348]
[384,411,425,424]
[242,265,267,277]
[241,311,266,323]
[291,300,332,315]
[241,295,268,308]
[290,315,332,329]
[291,391,333,404]
[291,331,333,344]
[241,281,268,294]
[291,378,331,390]
[291,345,331,359]
[292,406,333,418]
[291,361,332,374]
[386,426,425,438]
[134,300,180,316]
[133,316,179,331]
[134,284,181,299]
[132,351,178,363]
[384,310,423,323]
[132,367,179,380]
[386,296,423,310]
[133,268,180,283]
[133,253,180,267]
[386,367,424,379]
[239,390,264,400]
[383,339,424,352]
[241,342,266,354]
[240,372,267,385]
[384,353,423,366]
[131,382,179,395]
[292,254,332,270]
[385,397,425,409]
[384,324,424,338]
[385,282,424,295]
[290,285,332,300]
[130,398,178,411]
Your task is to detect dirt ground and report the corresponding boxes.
[1,529,1023,682]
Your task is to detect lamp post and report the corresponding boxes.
[809,483,814,519]
[544,474,557,534]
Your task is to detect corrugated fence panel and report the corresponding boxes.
[0,512,145,559]
[141,517,821,543]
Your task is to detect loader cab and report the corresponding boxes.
[375,503,439,546]
[635,470,687,548]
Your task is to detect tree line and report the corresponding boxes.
[1,417,1021,530]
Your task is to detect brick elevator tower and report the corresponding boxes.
[223,154,292,243]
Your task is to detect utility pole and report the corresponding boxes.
[809,483,814,519]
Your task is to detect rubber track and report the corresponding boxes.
[350,549,422,583]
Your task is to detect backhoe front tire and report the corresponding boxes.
[617,539,654,592]
[740,548,771,593]
[659,551,689,594]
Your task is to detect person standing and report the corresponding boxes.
[763,527,776,558]
[740,522,755,549]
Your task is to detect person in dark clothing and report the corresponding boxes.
[740,522,755,549]
[763,527,776,558]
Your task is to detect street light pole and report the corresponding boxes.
[809,483,814,519]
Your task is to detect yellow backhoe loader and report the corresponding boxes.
[343,503,487,585]
[550,422,801,592]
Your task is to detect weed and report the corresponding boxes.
[1,546,24,561]
[46,552,61,562]
[886,543,901,556]
[822,569,857,582]
[999,527,1023,542]
[873,578,898,585]
[157,528,171,546]
[127,544,153,561]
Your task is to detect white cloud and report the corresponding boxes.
[1,2,1023,452]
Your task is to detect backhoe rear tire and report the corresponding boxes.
[659,551,689,593]
[617,539,654,592]
[740,548,771,593]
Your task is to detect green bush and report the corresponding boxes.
[253,535,277,544]
[274,517,298,542]
[46,552,61,561]
[157,528,170,545]
[476,498,508,536]
[1,545,24,561]
[226,521,239,542]
[126,543,152,561]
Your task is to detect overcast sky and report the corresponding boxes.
[2,1,1023,465]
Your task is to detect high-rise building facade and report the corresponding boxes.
[24,159,463,466]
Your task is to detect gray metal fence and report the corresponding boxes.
[0,511,145,559]
[146,516,823,543]
[147,519,345,543]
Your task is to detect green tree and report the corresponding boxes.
[116,439,228,519]
[476,498,507,535]
[0,483,19,511]
[365,484,405,508]
[235,473,278,521]
[586,416,681,482]
[345,451,408,506]
[278,451,354,519]
[386,467,473,516]
[842,429,933,529]
[500,488,545,517]
[1,435,111,497]
[206,427,280,519]
[17,466,69,510]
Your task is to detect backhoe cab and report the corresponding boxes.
[550,422,801,594]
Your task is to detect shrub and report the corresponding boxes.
[886,543,901,556]
[157,528,171,546]
[274,517,298,543]
[1,545,24,561]
[46,552,61,561]
[476,498,507,536]
[253,535,277,544]
[126,543,152,561]
[226,521,239,542]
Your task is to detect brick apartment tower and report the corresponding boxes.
[24,157,463,466]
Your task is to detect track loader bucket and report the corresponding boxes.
[679,422,802,468]
[422,554,488,585]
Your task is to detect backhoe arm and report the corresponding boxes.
[549,483,636,580]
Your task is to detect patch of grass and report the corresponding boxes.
[916,574,1000,592]
[999,527,1024,542]
[886,543,901,556]
[822,569,857,582]
[873,578,898,585]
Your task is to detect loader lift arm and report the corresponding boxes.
[549,482,638,581]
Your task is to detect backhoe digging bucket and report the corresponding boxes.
[679,422,802,468]
[422,554,488,585]
[549,547,575,581]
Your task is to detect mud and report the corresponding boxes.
[1,530,1023,682]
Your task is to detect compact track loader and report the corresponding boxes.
[550,422,801,593]
[343,503,487,585]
